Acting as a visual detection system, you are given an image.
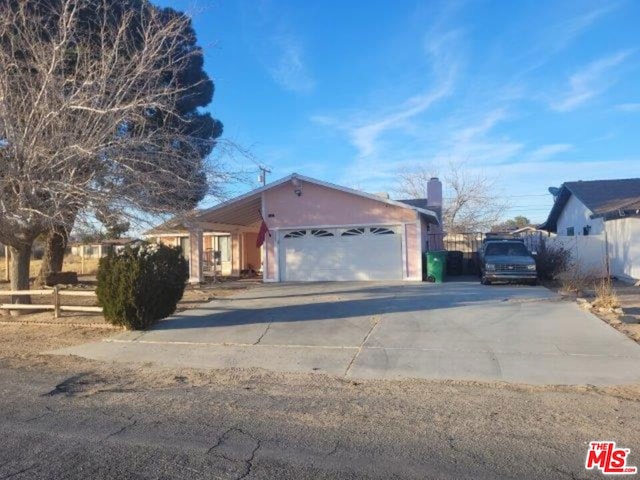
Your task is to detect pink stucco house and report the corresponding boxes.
[147,174,442,283]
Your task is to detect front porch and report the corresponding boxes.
[148,190,264,284]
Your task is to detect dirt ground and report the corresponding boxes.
[608,281,640,342]
[546,278,640,344]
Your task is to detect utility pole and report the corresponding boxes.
[258,166,271,186]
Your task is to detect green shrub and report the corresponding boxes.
[97,243,188,329]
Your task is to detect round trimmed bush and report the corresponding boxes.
[97,243,188,329]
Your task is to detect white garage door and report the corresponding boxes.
[280,226,403,281]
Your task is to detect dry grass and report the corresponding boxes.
[0,254,100,280]
[592,278,621,310]
[558,269,597,295]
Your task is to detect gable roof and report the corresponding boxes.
[541,178,640,232]
[146,173,439,234]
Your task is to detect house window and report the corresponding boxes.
[284,230,307,238]
[583,225,591,236]
[311,229,334,237]
[341,228,365,236]
[566,227,575,236]
[370,227,395,235]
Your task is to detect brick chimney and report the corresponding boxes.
[427,177,442,207]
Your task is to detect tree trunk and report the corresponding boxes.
[36,225,68,286]
[9,243,32,305]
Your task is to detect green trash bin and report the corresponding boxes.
[425,250,447,283]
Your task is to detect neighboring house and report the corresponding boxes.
[70,238,138,258]
[146,173,442,283]
[540,178,640,281]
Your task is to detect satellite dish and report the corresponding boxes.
[548,187,560,196]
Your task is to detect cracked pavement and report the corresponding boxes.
[1,354,639,479]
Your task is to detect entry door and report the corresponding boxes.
[280,226,403,281]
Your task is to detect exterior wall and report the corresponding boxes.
[557,195,604,236]
[203,235,212,251]
[263,180,417,228]
[264,235,277,281]
[605,217,640,281]
[243,232,261,271]
[262,179,422,281]
[405,223,420,279]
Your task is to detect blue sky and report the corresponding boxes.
[156,0,640,223]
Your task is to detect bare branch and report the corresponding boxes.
[396,160,510,233]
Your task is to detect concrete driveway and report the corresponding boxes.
[54,280,640,385]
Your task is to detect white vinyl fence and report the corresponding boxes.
[547,234,609,277]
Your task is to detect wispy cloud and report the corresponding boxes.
[554,4,618,49]
[313,28,461,158]
[550,50,632,112]
[514,4,618,77]
[268,34,315,93]
[526,143,573,161]
[616,102,640,112]
[239,0,315,94]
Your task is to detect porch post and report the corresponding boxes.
[231,233,241,276]
[189,229,204,284]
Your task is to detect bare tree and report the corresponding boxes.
[0,0,222,299]
[396,162,509,233]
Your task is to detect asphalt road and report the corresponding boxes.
[1,355,639,480]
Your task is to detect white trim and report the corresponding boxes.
[274,230,281,282]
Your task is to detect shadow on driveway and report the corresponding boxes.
[151,280,553,331]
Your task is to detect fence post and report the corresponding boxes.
[53,285,60,318]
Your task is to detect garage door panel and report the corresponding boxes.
[281,228,403,281]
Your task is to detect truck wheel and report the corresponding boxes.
[481,277,491,285]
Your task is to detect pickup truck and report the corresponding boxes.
[478,238,537,285]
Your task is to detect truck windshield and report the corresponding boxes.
[485,242,530,256]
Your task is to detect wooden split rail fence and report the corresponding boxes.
[0,287,102,318]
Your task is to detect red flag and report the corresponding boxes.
[256,220,270,247]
